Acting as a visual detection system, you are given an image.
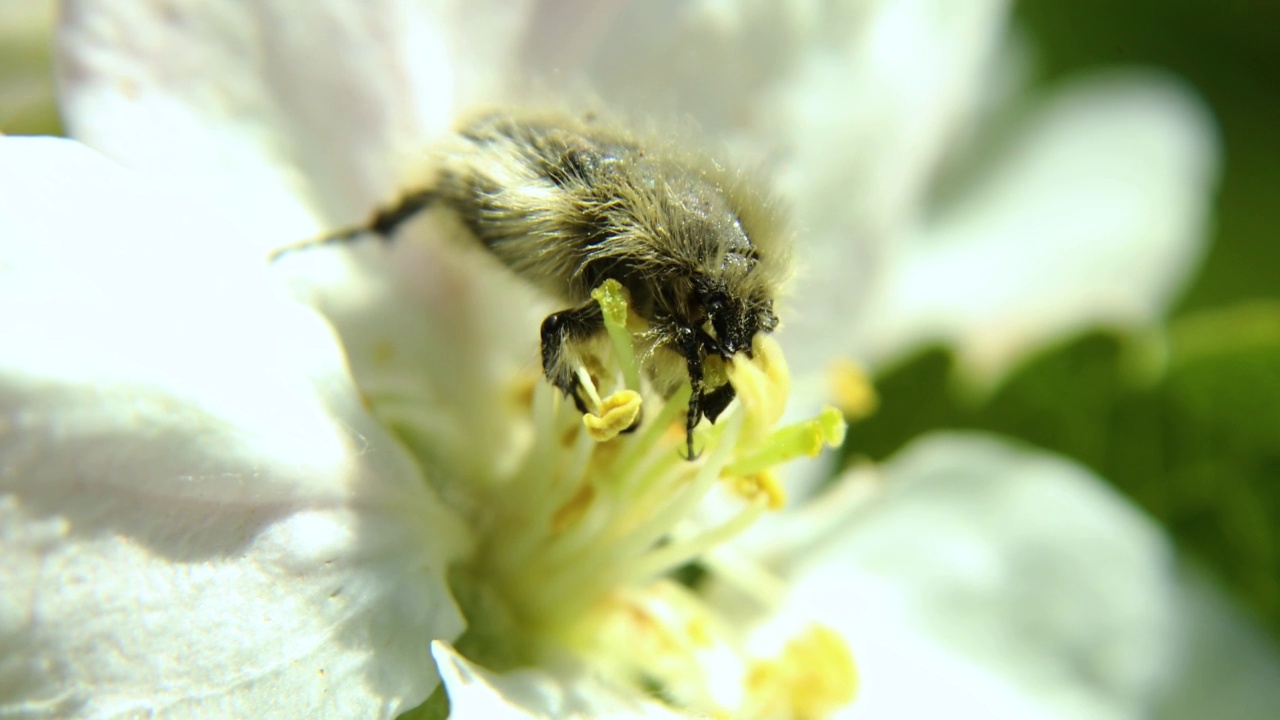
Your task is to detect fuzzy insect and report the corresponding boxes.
[276,110,789,458]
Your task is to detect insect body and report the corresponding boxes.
[289,111,788,458]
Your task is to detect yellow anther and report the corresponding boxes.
[745,625,858,720]
[583,390,643,441]
[828,358,878,421]
[731,470,787,510]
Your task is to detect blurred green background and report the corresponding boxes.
[3,0,1275,640]
[850,0,1280,639]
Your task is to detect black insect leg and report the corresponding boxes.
[367,189,440,237]
[269,189,440,261]
[541,302,606,414]
[675,325,706,460]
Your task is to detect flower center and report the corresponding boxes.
[370,278,855,714]
[467,281,844,638]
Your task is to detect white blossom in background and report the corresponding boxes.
[2,0,1274,719]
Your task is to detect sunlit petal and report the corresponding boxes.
[0,137,470,718]
[432,641,689,719]
[56,0,535,249]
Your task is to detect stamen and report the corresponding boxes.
[613,384,691,488]
[724,407,846,478]
[575,365,604,413]
[622,495,767,586]
[592,279,643,391]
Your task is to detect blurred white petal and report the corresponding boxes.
[0,137,470,718]
[56,0,536,249]
[1154,570,1280,720]
[777,432,1263,719]
[732,0,1012,378]
[273,228,548,487]
[856,72,1220,379]
[432,642,689,720]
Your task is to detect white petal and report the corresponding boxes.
[856,71,1220,379]
[786,432,1181,719]
[431,642,688,719]
[0,137,470,718]
[272,226,549,488]
[56,0,535,249]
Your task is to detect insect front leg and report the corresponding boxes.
[540,302,606,414]
[674,324,707,460]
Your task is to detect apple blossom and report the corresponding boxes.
[1,1,1268,719]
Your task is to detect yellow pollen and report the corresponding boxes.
[745,625,858,720]
[583,389,644,441]
[828,358,878,420]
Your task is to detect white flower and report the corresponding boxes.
[2,1,1269,719]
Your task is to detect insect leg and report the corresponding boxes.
[540,302,606,414]
[367,189,440,237]
[674,324,706,460]
[269,189,440,260]
[695,328,735,423]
